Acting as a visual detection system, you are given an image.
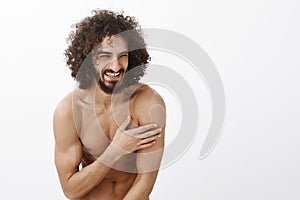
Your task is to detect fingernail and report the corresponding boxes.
[153,124,157,127]
[158,134,162,137]
[158,128,162,131]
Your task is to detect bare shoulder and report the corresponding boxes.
[132,84,165,107]
[130,84,166,127]
[53,92,73,125]
[53,91,78,147]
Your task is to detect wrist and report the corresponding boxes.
[97,144,125,166]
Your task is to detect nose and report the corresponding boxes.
[109,56,121,72]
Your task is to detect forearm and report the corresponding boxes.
[123,173,157,200]
[64,160,109,199]
[63,145,123,199]
[123,185,151,200]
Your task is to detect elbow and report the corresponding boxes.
[64,192,83,200]
[63,188,85,200]
[64,192,79,200]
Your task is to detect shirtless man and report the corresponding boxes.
[53,10,165,200]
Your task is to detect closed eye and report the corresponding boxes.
[118,50,129,57]
[119,54,128,58]
[99,54,111,58]
[97,51,112,58]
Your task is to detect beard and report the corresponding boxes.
[98,78,118,94]
[97,69,126,94]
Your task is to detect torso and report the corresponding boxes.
[72,84,143,200]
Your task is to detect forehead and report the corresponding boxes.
[97,35,128,53]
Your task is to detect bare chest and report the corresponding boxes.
[80,104,138,172]
[80,112,126,157]
[97,112,122,141]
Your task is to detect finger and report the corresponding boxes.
[119,116,131,131]
[139,134,160,145]
[138,141,156,150]
[136,128,162,139]
[126,123,157,135]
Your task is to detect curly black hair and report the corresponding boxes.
[65,9,150,89]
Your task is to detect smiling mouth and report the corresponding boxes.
[103,69,124,81]
[105,71,121,77]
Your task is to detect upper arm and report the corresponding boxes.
[123,86,167,199]
[53,95,82,190]
[132,85,166,173]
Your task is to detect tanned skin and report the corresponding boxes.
[53,36,165,200]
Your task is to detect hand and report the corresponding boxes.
[111,116,161,154]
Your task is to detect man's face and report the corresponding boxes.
[93,35,129,94]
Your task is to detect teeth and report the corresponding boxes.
[106,72,120,77]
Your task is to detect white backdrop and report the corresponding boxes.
[0,0,299,199]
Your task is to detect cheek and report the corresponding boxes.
[119,57,129,68]
[93,57,111,69]
[94,65,103,75]
[94,66,105,80]
[94,61,109,73]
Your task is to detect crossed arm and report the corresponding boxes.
[53,89,165,200]
[53,96,122,199]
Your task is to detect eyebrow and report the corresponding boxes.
[98,51,129,56]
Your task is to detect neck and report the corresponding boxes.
[94,84,113,111]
